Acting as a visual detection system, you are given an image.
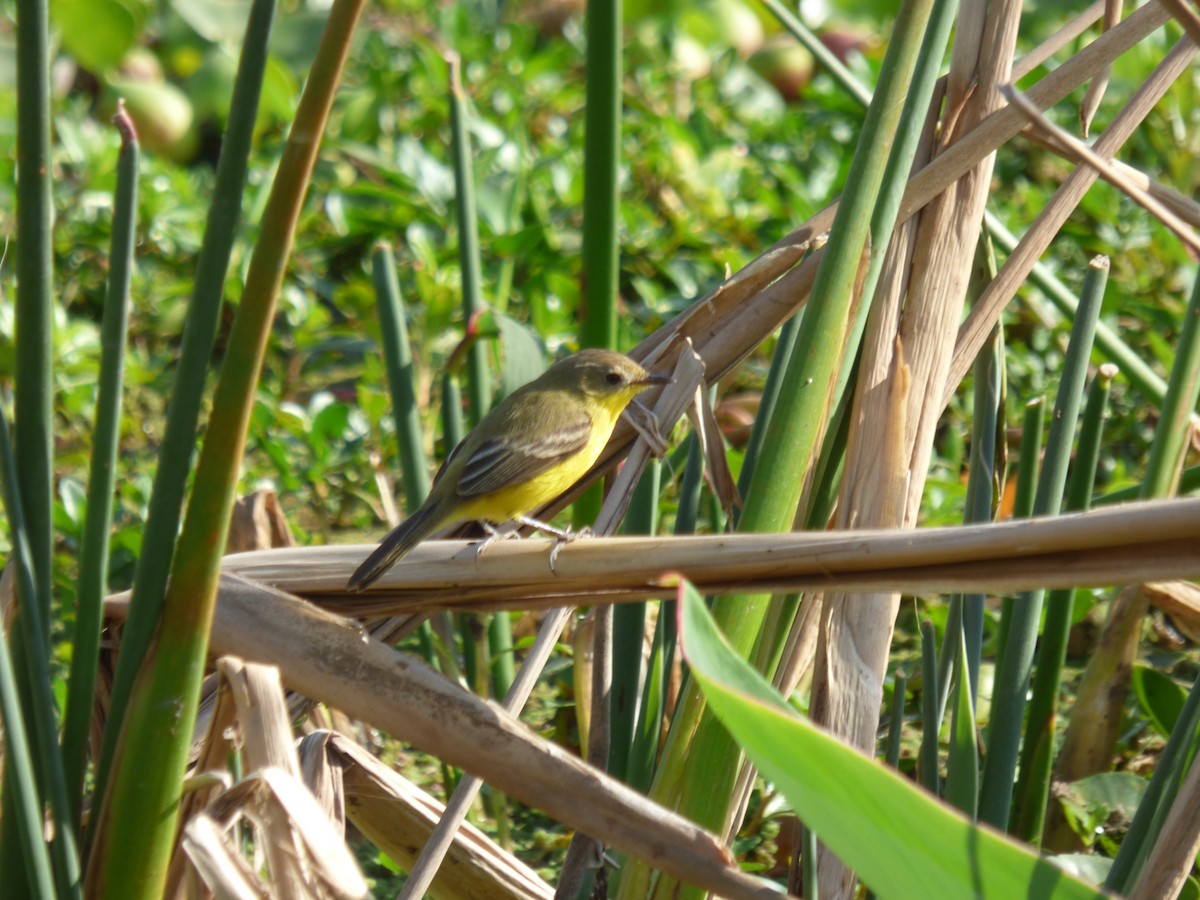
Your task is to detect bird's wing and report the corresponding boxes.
[455,410,592,497]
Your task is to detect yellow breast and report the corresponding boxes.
[452,388,635,525]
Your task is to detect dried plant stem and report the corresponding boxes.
[946,36,1198,405]
[1078,0,1121,136]
[1160,0,1200,43]
[212,497,1200,613]
[1001,83,1200,253]
[810,0,1024,890]
[399,607,573,900]
[1020,130,1200,229]
[1127,731,1200,900]
[116,575,782,900]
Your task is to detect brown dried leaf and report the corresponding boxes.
[323,731,553,900]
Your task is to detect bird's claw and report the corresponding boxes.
[548,525,592,574]
[473,522,520,561]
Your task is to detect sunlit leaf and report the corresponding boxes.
[680,579,1108,900]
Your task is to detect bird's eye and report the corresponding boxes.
[605,371,624,385]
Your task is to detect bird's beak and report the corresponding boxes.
[640,372,674,386]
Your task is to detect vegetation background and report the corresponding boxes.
[1,0,1199,895]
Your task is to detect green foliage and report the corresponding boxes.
[680,578,1108,900]
[1133,665,1188,738]
[1058,773,1147,852]
[3,0,1200,893]
[10,0,1192,550]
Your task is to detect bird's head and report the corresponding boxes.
[552,349,672,402]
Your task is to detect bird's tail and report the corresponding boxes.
[347,502,444,591]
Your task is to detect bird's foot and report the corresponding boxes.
[474,522,521,560]
[547,525,592,574]
[514,515,592,574]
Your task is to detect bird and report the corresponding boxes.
[347,348,670,591]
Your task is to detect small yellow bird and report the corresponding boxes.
[348,349,669,591]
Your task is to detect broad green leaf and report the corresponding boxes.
[58,476,88,531]
[311,400,352,449]
[1059,772,1147,848]
[171,0,251,43]
[679,580,1108,900]
[52,0,137,73]
[1051,854,1112,886]
[1132,665,1186,737]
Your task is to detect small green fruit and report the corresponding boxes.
[103,74,199,163]
[748,37,813,103]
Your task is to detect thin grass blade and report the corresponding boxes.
[86,1,365,894]
[94,0,277,813]
[0,405,58,896]
[980,257,1109,831]
[61,105,137,827]
[447,52,491,426]
[1012,362,1115,842]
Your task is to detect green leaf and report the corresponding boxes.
[1058,772,1147,848]
[310,399,352,449]
[52,0,137,73]
[1049,854,1112,886]
[944,628,979,817]
[678,579,1108,900]
[170,0,251,43]
[58,476,88,531]
[1132,665,1187,737]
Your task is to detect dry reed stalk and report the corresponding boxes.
[1127,742,1200,900]
[1106,159,1200,227]
[1161,0,1200,43]
[180,815,266,900]
[115,574,784,900]
[809,0,1024,889]
[1141,581,1200,642]
[1020,128,1200,229]
[202,496,1200,612]
[219,659,302,776]
[227,491,296,555]
[296,731,346,841]
[165,677,238,899]
[218,660,311,898]
[241,533,1200,612]
[1078,0,1122,136]
[1001,84,1200,254]
[306,730,554,900]
[166,659,367,898]
[945,37,1199,404]
[193,767,368,899]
